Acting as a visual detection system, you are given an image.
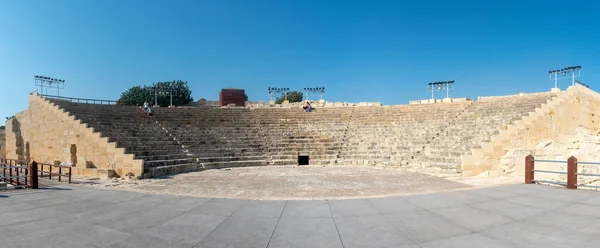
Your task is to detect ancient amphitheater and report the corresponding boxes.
[4,84,600,247]
[5,84,600,181]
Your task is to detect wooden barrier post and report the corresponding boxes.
[24,162,28,186]
[9,159,13,185]
[15,163,20,186]
[30,161,38,189]
[567,156,578,189]
[525,155,534,184]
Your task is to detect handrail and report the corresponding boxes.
[38,162,72,183]
[576,81,590,88]
[1,158,72,188]
[0,158,35,188]
[577,184,600,189]
[526,155,600,190]
[41,94,117,105]
[532,169,567,175]
[532,180,567,186]
[576,161,600,165]
[576,173,600,177]
[532,159,565,163]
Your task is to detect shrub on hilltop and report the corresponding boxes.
[117,80,193,107]
[275,91,303,104]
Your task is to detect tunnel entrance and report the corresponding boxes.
[298,152,309,166]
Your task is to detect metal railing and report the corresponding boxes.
[525,155,600,189]
[0,159,37,189]
[41,94,117,105]
[38,162,72,183]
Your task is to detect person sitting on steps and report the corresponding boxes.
[303,101,313,112]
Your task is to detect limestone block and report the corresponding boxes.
[85,161,97,169]
[97,169,118,178]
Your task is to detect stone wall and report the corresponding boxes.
[4,94,144,177]
[462,85,600,177]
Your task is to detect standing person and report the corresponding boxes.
[147,107,154,117]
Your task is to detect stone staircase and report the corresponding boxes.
[418,93,557,175]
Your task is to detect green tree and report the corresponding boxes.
[244,93,248,101]
[275,91,303,104]
[117,86,149,106]
[0,125,5,130]
[117,80,193,107]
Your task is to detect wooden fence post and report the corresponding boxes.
[9,159,13,185]
[567,156,578,189]
[525,155,534,184]
[30,161,38,189]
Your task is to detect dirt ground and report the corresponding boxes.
[70,165,522,200]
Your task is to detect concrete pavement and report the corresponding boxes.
[1,184,600,247]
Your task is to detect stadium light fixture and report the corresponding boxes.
[34,75,66,97]
[426,81,455,100]
[304,87,326,101]
[549,65,581,88]
[149,84,178,107]
[268,87,291,102]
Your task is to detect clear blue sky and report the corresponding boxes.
[1,0,599,120]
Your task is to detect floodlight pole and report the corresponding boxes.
[154,88,158,106]
[34,76,65,97]
[431,89,434,100]
[549,66,581,89]
[446,86,449,99]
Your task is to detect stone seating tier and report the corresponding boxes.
[47,92,556,177]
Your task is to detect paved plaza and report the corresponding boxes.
[2,183,600,248]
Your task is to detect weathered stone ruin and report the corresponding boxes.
[5,84,600,179]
